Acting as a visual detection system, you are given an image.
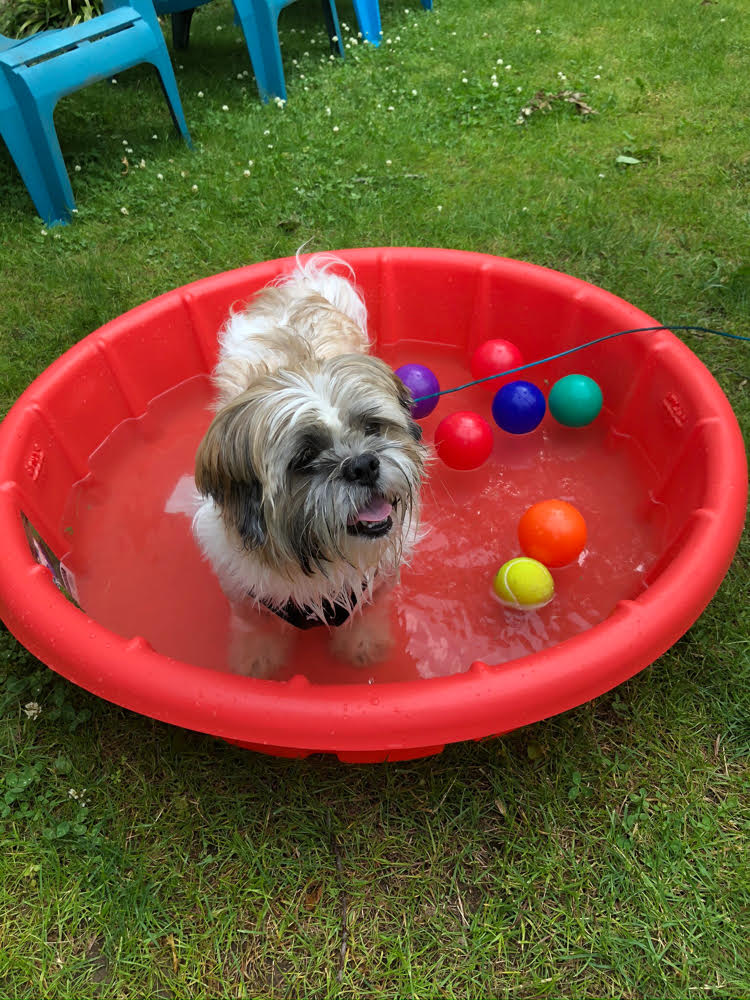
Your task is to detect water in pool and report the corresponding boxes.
[61,349,662,684]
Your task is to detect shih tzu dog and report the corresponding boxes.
[192,254,427,677]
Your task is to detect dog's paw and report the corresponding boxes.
[330,619,393,667]
[228,614,290,679]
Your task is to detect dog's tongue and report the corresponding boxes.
[355,498,393,523]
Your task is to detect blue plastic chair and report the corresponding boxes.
[153,0,345,103]
[349,0,432,48]
[0,0,191,225]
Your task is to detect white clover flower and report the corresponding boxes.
[333,125,339,132]
[191,184,198,192]
[461,77,468,84]
[437,204,443,212]
[492,81,499,88]
[157,173,164,180]
[40,228,48,236]
[385,158,392,165]
[243,169,251,177]
[120,206,129,215]
[24,702,41,718]
[535,28,541,34]
[198,90,204,97]
[263,129,270,135]
[139,159,146,169]
[593,74,601,80]
[122,139,128,145]
[411,88,418,95]
[326,106,332,115]
[74,165,81,172]
[222,104,229,111]
[248,159,254,166]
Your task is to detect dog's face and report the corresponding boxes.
[195,354,426,578]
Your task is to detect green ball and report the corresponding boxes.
[548,374,603,428]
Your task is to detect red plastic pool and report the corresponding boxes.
[0,249,746,761]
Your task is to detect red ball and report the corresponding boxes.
[471,339,525,391]
[434,411,494,470]
[518,500,587,568]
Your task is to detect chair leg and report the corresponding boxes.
[321,0,345,58]
[420,0,433,9]
[0,109,72,225]
[146,52,193,147]
[350,0,381,46]
[7,88,78,224]
[170,9,195,50]
[233,0,287,103]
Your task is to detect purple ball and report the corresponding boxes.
[395,363,440,419]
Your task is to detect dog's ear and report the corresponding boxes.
[195,402,267,549]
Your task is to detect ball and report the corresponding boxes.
[493,557,555,611]
[491,380,546,434]
[548,374,603,427]
[434,411,494,470]
[518,499,587,568]
[470,339,524,391]
[394,363,440,420]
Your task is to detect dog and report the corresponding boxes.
[192,254,427,677]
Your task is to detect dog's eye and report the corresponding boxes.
[291,446,317,471]
[364,419,383,437]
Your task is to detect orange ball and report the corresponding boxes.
[518,500,587,568]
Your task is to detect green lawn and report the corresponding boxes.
[1,0,748,996]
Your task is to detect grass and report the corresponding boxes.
[1,0,749,995]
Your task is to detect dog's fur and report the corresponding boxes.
[192,254,427,676]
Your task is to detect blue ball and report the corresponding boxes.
[492,380,546,434]
[395,363,440,419]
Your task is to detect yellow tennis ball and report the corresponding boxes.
[493,557,555,610]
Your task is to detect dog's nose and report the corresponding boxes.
[342,452,380,485]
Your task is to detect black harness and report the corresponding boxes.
[256,590,359,630]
